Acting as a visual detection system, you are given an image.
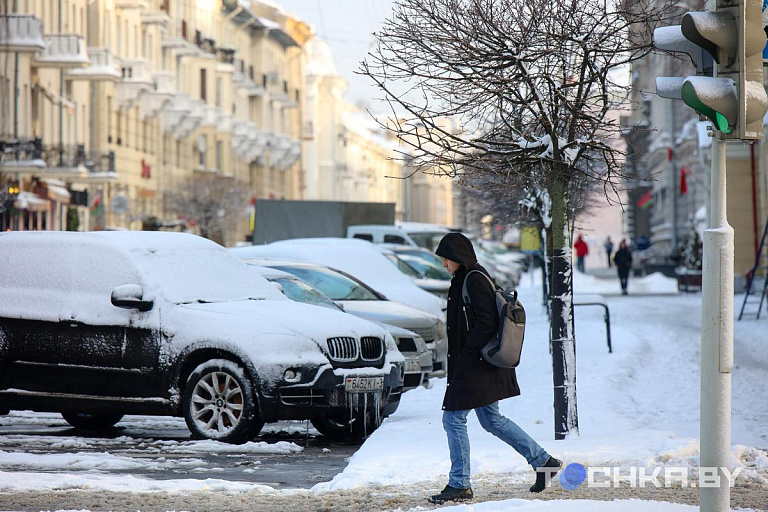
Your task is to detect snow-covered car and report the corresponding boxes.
[241,259,448,378]
[245,264,433,390]
[376,247,450,299]
[0,232,404,443]
[230,238,446,320]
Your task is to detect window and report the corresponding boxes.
[384,235,407,245]
[216,140,222,170]
[353,234,373,242]
[197,135,207,167]
[200,68,207,101]
[106,96,112,143]
[215,77,222,107]
[116,110,122,145]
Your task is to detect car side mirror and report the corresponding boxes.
[111,284,153,312]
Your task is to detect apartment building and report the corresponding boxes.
[303,37,406,220]
[1,0,308,245]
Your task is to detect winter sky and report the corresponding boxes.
[277,0,395,109]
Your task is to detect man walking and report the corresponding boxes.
[614,239,633,295]
[604,236,614,268]
[429,232,561,505]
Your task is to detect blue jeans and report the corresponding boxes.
[442,401,550,489]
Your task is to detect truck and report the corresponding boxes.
[250,200,396,244]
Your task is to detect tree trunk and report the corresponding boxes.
[548,178,579,440]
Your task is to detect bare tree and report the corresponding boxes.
[164,174,250,245]
[361,0,673,438]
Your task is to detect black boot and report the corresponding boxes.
[428,485,474,504]
[530,456,563,493]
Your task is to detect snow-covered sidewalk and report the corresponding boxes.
[0,271,766,511]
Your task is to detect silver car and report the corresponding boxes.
[245,264,433,390]
[245,259,448,378]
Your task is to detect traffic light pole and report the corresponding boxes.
[700,136,733,512]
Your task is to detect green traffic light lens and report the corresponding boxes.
[681,82,733,134]
[714,112,731,134]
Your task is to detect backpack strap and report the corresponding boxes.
[461,269,496,306]
[461,270,496,330]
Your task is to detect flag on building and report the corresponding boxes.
[680,166,688,195]
[637,189,653,209]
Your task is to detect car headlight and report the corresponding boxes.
[435,320,447,339]
[414,336,428,352]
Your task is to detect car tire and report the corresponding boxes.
[61,412,124,430]
[182,359,263,444]
[311,408,381,443]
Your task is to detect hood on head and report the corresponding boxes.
[434,232,477,269]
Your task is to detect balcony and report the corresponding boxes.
[277,139,301,170]
[232,72,265,97]
[172,99,204,139]
[0,139,118,181]
[269,135,292,167]
[0,14,45,53]
[141,10,170,28]
[139,73,174,118]
[0,138,45,174]
[161,93,192,136]
[115,58,153,109]
[33,34,89,68]
[67,48,121,81]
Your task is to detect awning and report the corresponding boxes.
[14,191,50,212]
[41,179,71,202]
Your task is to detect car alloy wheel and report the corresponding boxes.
[182,359,263,444]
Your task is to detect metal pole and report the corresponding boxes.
[700,136,733,512]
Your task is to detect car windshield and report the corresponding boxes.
[399,255,452,280]
[398,249,443,268]
[269,277,341,311]
[272,265,381,301]
[384,253,422,277]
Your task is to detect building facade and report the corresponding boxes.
[1,0,307,246]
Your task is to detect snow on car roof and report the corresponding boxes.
[230,238,446,319]
[0,231,284,306]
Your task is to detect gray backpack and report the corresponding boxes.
[461,270,526,368]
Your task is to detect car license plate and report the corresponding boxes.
[345,376,384,393]
[405,360,421,373]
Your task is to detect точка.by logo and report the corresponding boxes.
[560,462,587,490]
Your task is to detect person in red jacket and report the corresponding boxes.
[574,235,589,273]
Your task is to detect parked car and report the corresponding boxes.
[377,248,450,299]
[245,264,433,389]
[347,222,450,251]
[230,238,446,320]
[241,259,449,378]
[0,232,404,443]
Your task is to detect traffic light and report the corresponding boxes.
[653,0,768,140]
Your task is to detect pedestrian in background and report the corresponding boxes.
[574,234,589,273]
[428,232,561,505]
[614,239,633,295]
[604,236,614,268]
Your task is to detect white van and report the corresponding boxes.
[347,222,450,251]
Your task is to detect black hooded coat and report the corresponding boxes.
[435,233,521,411]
